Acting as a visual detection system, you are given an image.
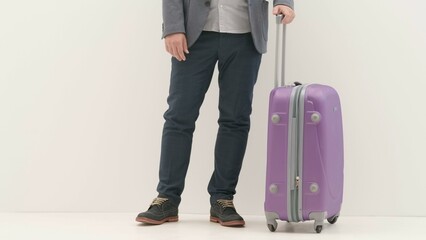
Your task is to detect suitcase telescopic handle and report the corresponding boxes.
[275,15,286,88]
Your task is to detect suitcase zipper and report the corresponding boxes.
[295,176,300,188]
[291,176,301,222]
[294,86,303,222]
[288,85,307,222]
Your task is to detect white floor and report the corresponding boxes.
[0,213,425,240]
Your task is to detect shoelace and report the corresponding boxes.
[217,199,235,208]
[151,197,168,206]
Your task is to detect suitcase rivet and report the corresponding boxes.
[310,183,319,193]
[271,114,280,124]
[269,184,278,194]
[311,113,321,123]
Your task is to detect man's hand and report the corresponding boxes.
[272,5,295,24]
[165,33,189,61]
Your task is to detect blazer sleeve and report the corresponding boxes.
[162,0,186,38]
[273,0,294,9]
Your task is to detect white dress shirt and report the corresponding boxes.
[203,0,251,33]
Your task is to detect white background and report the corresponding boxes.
[1,0,425,216]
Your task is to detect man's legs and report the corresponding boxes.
[208,33,262,203]
[156,32,220,207]
[137,32,220,224]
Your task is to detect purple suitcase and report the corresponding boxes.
[264,16,344,233]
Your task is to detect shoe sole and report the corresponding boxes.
[210,216,245,227]
[136,216,179,225]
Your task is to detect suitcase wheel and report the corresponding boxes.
[267,224,277,232]
[327,215,339,224]
[315,225,323,233]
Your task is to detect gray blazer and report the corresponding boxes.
[162,0,294,54]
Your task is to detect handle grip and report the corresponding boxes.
[274,15,286,88]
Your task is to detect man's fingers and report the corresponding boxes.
[164,33,189,61]
[167,41,183,61]
[172,46,183,61]
[183,40,189,54]
[281,8,295,24]
[179,39,189,60]
[171,43,185,61]
[177,44,186,61]
[272,8,278,15]
[273,5,295,24]
[282,13,295,24]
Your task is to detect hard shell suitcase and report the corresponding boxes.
[264,16,344,233]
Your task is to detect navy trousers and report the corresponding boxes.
[156,31,262,206]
